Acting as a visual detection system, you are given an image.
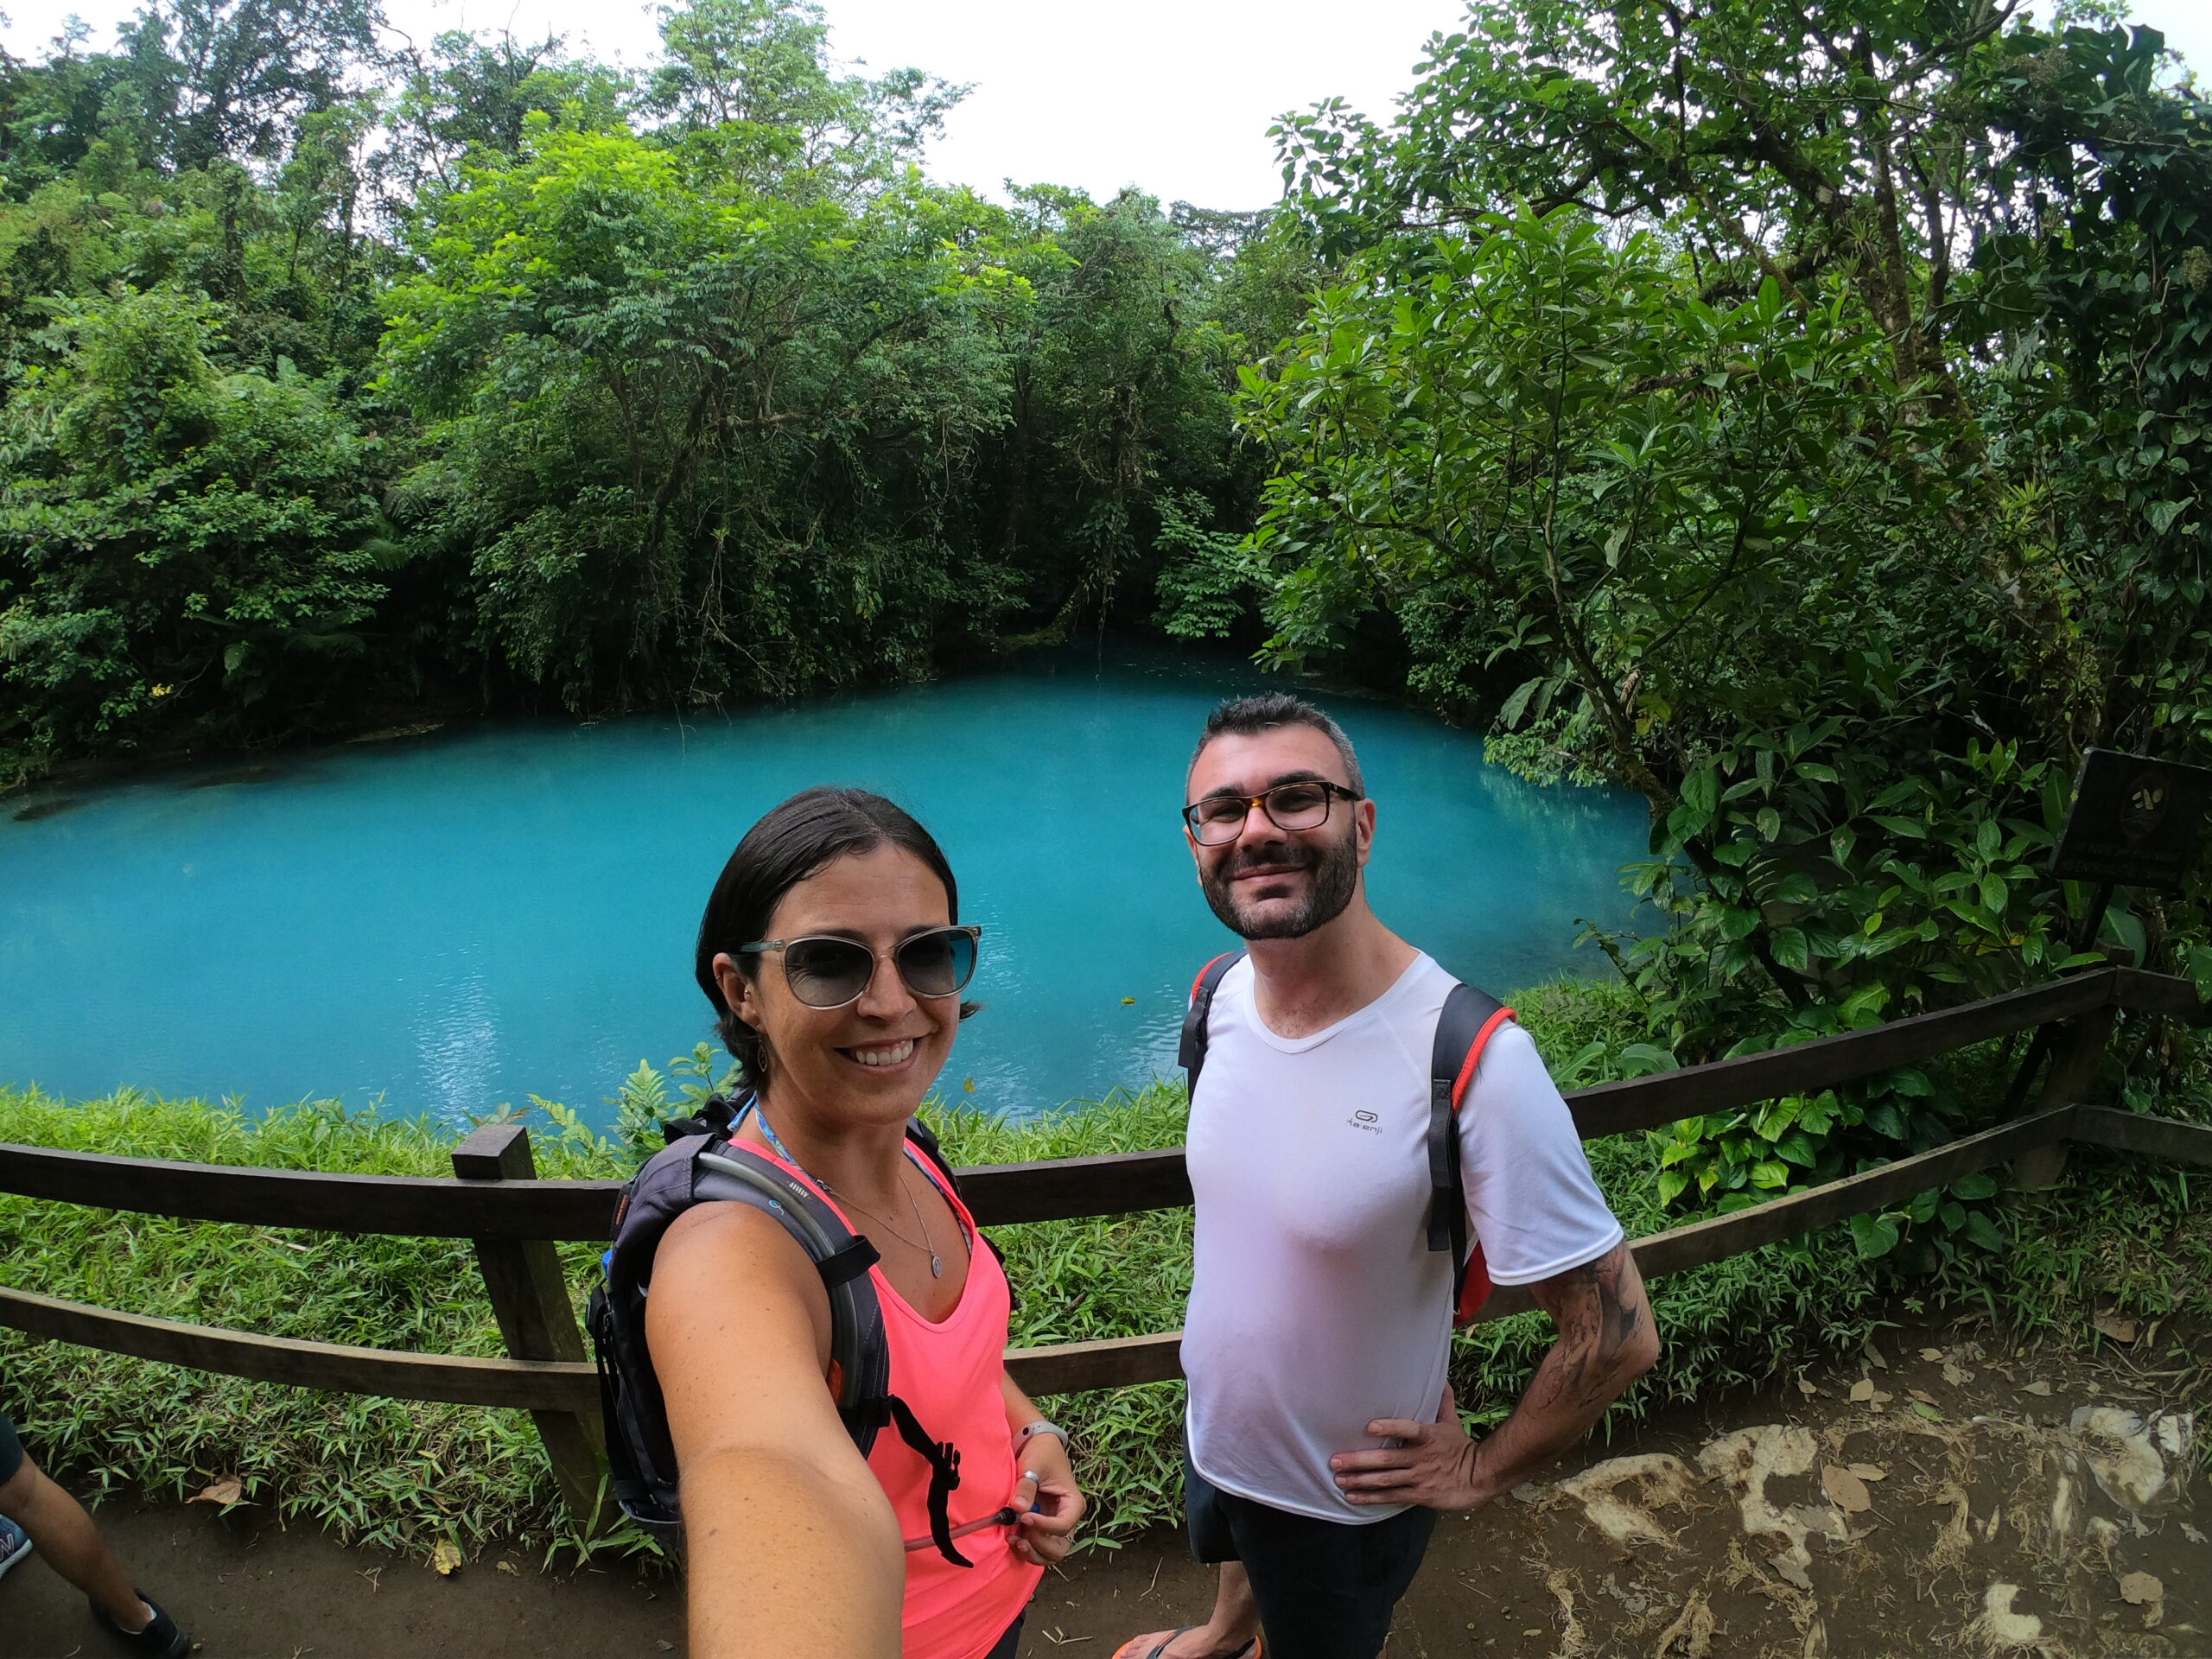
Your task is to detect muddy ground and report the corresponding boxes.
[2,1313,2203,1659]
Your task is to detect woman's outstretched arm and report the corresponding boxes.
[649,1202,904,1659]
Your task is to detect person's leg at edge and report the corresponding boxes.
[0,1449,156,1633]
[1229,1498,1437,1659]
[1115,1454,1262,1659]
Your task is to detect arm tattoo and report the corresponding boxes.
[1531,1244,1649,1412]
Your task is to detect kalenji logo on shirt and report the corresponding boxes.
[1346,1109,1381,1135]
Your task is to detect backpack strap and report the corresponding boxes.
[1427,983,1517,1324]
[904,1114,962,1198]
[1178,950,1248,1097]
[850,1393,974,1568]
[693,1144,889,1442]
[660,1089,748,1144]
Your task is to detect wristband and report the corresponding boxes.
[1015,1419,1070,1454]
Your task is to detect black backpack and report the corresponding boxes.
[1179,950,1516,1325]
[586,1092,982,1564]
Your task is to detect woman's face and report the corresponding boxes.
[715,843,960,1128]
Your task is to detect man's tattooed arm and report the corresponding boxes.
[1457,1242,1662,1503]
[1328,1242,1660,1510]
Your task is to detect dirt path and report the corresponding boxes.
[3,1315,2202,1659]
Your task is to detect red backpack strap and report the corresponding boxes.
[1177,949,1248,1098]
[1425,983,1516,1322]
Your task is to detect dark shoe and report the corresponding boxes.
[91,1589,190,1657]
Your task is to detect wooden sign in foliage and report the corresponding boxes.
[2050,750,2212,892]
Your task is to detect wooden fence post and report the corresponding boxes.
[452,1123,609,1531]
[2014,1002,2119,1192]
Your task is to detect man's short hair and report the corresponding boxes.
[1190,693,1365,796]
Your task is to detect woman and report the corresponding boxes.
[650,786,1084,1659]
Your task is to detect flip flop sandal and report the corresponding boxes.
[1109,1633,1261,1659]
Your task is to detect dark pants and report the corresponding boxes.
[983,1613,1024,1659]
[0,1407,22,1490]
[1184,1452,1436,1659]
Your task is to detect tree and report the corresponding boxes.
[639,0,963,195]
[375,29,631,202]
[1227,4,2212,1231]
[0,286,389,752]
[378,124,1016,708]
[114,0,383,168]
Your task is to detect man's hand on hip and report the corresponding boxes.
[1327,1384,1493,1510]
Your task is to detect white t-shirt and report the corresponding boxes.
[1181,952,1624,1523]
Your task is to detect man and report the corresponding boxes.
[1116,694,1659,1659]
[0,1401,191,1656]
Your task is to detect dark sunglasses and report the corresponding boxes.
[739,925,982,1011]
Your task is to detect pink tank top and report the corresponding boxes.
[750,1142,1042,1659]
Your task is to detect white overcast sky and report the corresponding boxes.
[3,0,2209,209]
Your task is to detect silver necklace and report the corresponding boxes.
[828,1166,942,1279]
[750,1100,943,1277]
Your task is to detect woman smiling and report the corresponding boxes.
[646,786,1084,1659]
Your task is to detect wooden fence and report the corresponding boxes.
[3,961,2209,1525]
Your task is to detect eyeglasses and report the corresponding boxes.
[740,925,982,1011]
[1181,780,1362,845]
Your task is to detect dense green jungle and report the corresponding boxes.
[3,0,2212,1550]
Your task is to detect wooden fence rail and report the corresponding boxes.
[3,962,2209,1525]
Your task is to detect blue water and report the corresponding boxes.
[0,650,1650,1126]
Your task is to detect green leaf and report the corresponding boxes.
[1910,1400,1945,1422]
[1950,1173,1997,1201]
[1497,676,1546,730]
[1678,768,1719,832]
[1840,983,1891,1027]
[1849,1212,1899,1258]
[1770,926,1809,972]
[1961,1211,2005,1252]
[1618,1042,1681,1077]
[1775,1130,1818,1167]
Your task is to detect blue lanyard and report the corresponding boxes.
[738,1094,799,1165]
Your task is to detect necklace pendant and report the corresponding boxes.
[930,1252,944,1278]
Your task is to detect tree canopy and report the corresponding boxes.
[0,0,1302,766]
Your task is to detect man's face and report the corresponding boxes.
[1185,725,1373,941]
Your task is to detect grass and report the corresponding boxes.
[2,976,2209,1557]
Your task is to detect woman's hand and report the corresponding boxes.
[1007,1432,1085,1567]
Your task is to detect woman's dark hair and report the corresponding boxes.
[695,786,968,1085]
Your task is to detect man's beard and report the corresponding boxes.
[1200,830,1361,941]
